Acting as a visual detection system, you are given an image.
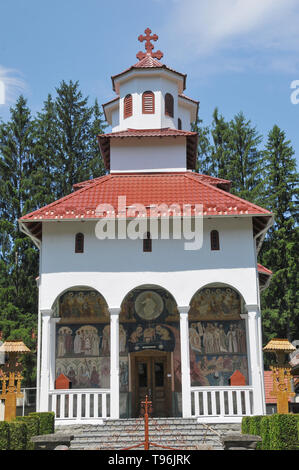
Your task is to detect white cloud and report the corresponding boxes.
[0,66,27,107]
[161,0,299,73]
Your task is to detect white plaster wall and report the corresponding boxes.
[177,104,191,131]
[116,75,180,131]
[110,137,187,172]
[39,217,259,311]
[111,108,120,131]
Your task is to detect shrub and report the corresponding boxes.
[9,421,27,450]
[16,415,40,449]
[29,411,55,434]
[269,414,298,450]
[241,416,251,434]
[0,422,10,450]
[260,416,271,450]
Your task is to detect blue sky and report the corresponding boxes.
[0,0,299,166]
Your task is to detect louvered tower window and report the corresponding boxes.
[165,93,174,117]
[75,233,84,253]
[124,94,133,119]
[142,91,155,114]
[210,230,220,251]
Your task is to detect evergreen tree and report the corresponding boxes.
[88,98,107,178]
[209,108,231,180]
[191,116,212,174]
[259,125,298,342]
[195,109,264,205]
[0,96,38,383]
[226,112,264,204]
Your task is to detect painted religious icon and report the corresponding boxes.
[56,357,110,389]
[127,323,175,352]
[135,291,164,320]
[189,319,248,387]
[189,320,247,355]
[59,290,109,322]
[189,287,242,321]
[56,323,110,358]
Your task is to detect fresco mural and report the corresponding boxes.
[58,290,109,322]
[189,287,248,387]
[119,288,181,404]
[189,287,242,321]
[56,356,110,388]
[55,323,111,388]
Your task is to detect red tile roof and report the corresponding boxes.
[97,127,198,170]
[257,264,273,276]
[20,172,272,223]
[111,56,187,92]
[73,172,231,191]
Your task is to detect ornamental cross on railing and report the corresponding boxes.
[136,28,164,61]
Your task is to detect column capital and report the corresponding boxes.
[40,309,52,318]
[245,304,259,316]
[178,306,190,315]
[51,317,61,324]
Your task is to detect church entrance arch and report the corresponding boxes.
[52,286,110,390]
[119,285,181,418]
[188,284,248,388]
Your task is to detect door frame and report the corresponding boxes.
[130,350,172,417]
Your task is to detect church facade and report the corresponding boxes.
[20,29,273,425]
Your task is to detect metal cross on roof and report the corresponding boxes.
[136,28,164,61]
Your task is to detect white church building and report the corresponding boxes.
[20,29,273,425]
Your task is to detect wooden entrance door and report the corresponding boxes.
[131,351,171,417]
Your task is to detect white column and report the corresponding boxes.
[179,306,192,417]
[39,309,52,411]
[245,305,265,415]
[109,308,120,419]
[50,317,61,390]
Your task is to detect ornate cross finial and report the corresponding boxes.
[136,28,164,61]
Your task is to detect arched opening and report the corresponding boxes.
[53,287,110,390]
[119,284,181,418]
[188,283,248,388]
[143,231,152,252]
[165,93,174,118]
[75,233,84,253]
[210,230,220,251]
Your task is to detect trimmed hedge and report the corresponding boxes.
[0,411,55,450]
[260,416,271,450]
[29,412,55,435]
[16,415,40,450]
[0,422,9,450]
[242,414,299,450]
[269,414,298,450]
[9,421,27,450]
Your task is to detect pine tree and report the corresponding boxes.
[0,96,38,383]
[259,125,299,342]
[209,108,231,180]
[87,98,107,178]
[226,112,264,204]
[31,94,59,207]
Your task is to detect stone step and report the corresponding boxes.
[55,419,241,451]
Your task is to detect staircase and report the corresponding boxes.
[56,419,241,450]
